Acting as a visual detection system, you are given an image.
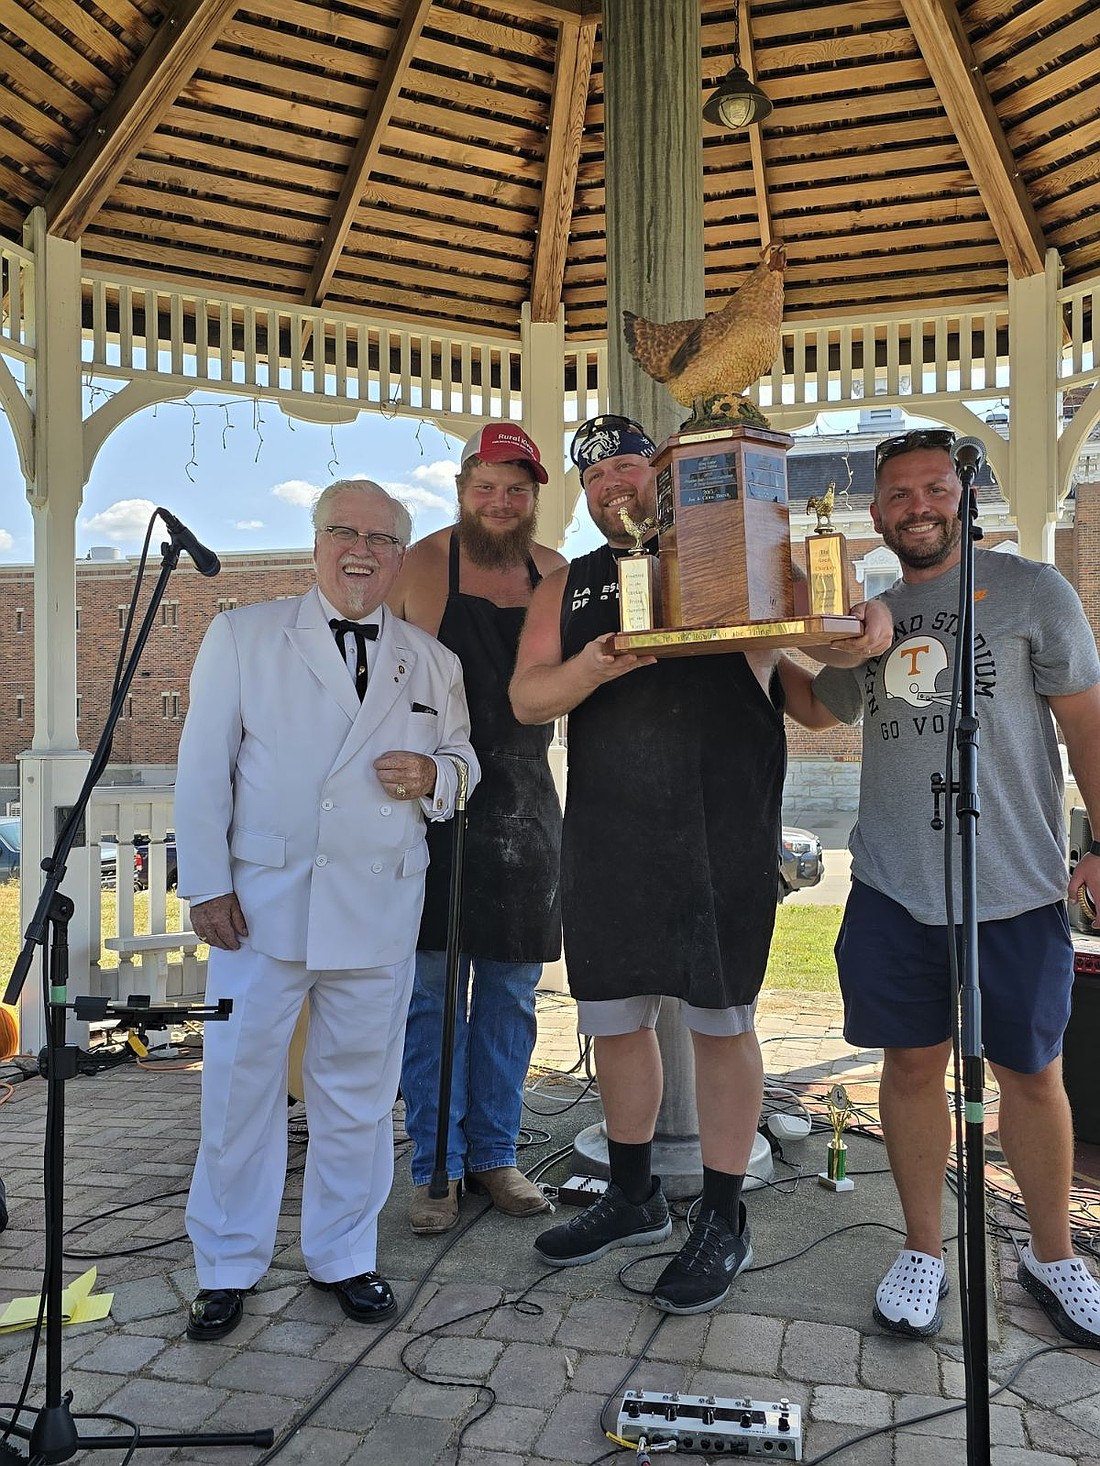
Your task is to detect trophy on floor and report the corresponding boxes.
[818,1083,855,1192]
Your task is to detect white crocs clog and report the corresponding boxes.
[1018,1243,1100,1348]
[873,1249,948,1338]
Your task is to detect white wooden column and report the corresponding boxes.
[1007,250,1062,562]
[18,208,92,1053]
[520,302,571,546]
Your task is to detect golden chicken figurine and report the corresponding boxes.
[623,242,786,429]
[806,481,835,533]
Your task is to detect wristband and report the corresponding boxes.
[1090,840,1100,859]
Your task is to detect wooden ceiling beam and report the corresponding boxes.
[738,0,772,250]
[305,0,434,307]
[480,0,600,19]
[530,17,597,322]
[44,0,240,239]
[899,0,1046,278]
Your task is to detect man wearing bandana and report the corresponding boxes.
[510,414,832,1314]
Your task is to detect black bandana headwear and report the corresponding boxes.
[570,414,656,475]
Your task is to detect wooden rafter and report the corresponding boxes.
[900,0,1046,278]
[44,0,241,239]
[306,0,435,307]
[739,0,772,249]
[483,0,599,19]
[530,17,597,322]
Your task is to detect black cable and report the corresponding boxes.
[597,1312,668,1439]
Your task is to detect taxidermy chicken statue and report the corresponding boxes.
[623,241,786,429]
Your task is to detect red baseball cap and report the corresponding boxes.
[460,423,548,484]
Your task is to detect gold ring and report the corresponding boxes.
[395,783,407,798]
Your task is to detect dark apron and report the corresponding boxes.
[418,533,562,962]
[559,542,785,1007]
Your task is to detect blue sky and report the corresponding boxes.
[0,384,606,564]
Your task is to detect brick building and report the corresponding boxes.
[0,548,316,803]
[0,480,1096,814]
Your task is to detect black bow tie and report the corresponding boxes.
[329,619,378,700]
[329,618,379,642]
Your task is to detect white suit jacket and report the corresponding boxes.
[174,587,480,971]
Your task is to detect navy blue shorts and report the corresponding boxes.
[834,879,1074,1074]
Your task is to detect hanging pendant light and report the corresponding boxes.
[703,5,773,130]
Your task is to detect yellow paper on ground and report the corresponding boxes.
[0,1267,113,1332]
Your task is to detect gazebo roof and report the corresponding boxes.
[1,0,1097,340]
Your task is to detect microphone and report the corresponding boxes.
[951,436,986,478]
[158,509,221,577]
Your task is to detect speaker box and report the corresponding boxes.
[1064,950,1100,1144]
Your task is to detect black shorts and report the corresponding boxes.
[834,879,1073,1074]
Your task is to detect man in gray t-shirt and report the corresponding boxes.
[808,429,1100,1349]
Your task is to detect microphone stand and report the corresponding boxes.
[2,529,273,1462]
[932,455,990,1464]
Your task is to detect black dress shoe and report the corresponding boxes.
[311,1271,396,1322]
[186,1287,245,1341]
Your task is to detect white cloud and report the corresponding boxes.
[81,498,158,543]
[381,482,453,517]
[234,519,264,530]
[271,478,320,507]
[273,475,452,525]
[410,459,460,491]
[0,529,13,552]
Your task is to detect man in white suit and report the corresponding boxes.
[176,479,479,1341]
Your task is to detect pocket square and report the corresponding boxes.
[411,702,438,715]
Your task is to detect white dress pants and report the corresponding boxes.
[186,940,415,1289]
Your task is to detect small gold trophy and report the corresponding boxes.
[617,509,660,632]
[805,483,851,617]
[818,1083,855,1192]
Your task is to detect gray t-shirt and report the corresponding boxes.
[814,550,1100,925]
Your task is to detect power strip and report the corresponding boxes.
[557,1174,609,1206]
[617,1390,802,1459]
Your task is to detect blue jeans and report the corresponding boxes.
[400,950,542,1185]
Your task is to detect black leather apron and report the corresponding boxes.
[418,533,562,961]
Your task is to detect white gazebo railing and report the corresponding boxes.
[86,785,204,1009]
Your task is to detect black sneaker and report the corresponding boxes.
[534,1180,671,1266]
[651,1203,752,1314]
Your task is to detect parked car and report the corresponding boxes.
[98,839,138,889]
[135,835,178,892]
[0,819,124,888]
[0,818,19,882]
[779,825,824,902]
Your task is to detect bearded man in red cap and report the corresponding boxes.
[390,423,566,1234]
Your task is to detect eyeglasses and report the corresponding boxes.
[569,414,655,468]
[874,429,955,473]
[321,526,404,551]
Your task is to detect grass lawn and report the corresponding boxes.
[0,881,845,1014]
[765,902,844,993]
[0,879,193,987]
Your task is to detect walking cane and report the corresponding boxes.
[428,755,470,1200]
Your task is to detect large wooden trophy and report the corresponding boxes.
[613,243,859,656]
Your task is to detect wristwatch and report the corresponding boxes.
[1090,840,1100,859]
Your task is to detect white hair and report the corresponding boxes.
[312,479,413,546]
